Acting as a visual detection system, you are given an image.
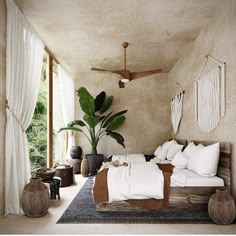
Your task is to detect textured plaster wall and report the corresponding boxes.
[168,0,236,198]
[75,72,171,156]
[0,0,6,215]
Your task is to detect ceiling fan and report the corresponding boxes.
[91,42,162,88]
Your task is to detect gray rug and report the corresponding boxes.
[57,177,214,224]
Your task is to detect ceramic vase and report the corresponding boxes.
[81,156,89,177]
[22,177,49,217]
[208,188,235,224]
[70,146,82,159]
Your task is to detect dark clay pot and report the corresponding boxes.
[86,154,104,176]
[22,178,49,217]
[70,146,82,159]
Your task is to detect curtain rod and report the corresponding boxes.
[45,46,60,64]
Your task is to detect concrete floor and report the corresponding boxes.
[0,175,235,234]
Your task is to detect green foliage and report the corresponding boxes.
[26,79,47,172]
[59,87,128,154]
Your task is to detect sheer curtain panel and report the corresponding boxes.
[5,0,44,215]
[58,65,75,161]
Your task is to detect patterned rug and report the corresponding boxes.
[56,177,221,224]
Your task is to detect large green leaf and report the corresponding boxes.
[106,131,125,148]
[101,111,113,127]
[58,127,83,133]
[83,114,98,128]
[102,110,127,128]
[77,87,95,115]
[68,120,86,127]
[95,91,106,112]
[100,96,113,114]
[107,116,126,131]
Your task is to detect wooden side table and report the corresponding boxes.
[55,164,73,187]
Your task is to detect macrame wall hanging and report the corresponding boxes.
[194,55,225,133]
[171,83,184,134]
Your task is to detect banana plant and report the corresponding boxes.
[58,87,127,154]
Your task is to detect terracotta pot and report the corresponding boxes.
[81,156,89,177]
[208,188,235,224]
[70,146,82,159]
[22,177,49,217]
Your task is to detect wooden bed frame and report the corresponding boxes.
[93,140,231,211]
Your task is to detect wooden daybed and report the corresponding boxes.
[93,141,231,211]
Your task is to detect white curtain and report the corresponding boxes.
[58,65,75,161]
[5,0,44,215]
[171,92,184,134]
[196,67,220,133]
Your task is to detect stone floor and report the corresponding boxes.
[0,174,235,234]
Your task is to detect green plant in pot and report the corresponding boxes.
[58,87,127,175]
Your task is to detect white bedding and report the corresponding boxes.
[112,153,145,163]
[171,168,224,187]
[105,154,224,202]
[107,161,164,202]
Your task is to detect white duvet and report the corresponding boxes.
[107,161,164,202]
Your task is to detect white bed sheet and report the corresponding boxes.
[171,168,224,187]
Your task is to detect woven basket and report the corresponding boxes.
[35,168,56,181]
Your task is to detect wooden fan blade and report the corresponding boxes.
[119,80,125,88]
[91,67,112,72]
[130,69,162,80]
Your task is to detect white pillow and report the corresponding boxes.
[171,151,188,169]
[183,142,198,159]
[162,140,175,151]
[187,142,220,177]
[167,142,184,160]
[154,146,162,157]
[156,148,168,161]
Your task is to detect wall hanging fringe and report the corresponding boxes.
[171,83,184,134]
[195,55,225,133]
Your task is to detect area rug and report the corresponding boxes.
[57,177,214,224]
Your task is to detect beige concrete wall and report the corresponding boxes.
[168,0,236,197]
[75,72,171,156]
[0,0,7,215]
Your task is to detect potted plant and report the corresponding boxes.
[59,87,127,175]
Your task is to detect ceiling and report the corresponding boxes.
[16,0,221,78]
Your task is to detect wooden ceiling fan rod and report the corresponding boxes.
[122,42,128,71]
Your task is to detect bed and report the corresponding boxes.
[93,140,231,211]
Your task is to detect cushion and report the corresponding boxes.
[167,142,184,160]
[171,151,189,169]
[157,148,168,161]
[154,146,162,157]
[183,142,198,159]
[162,140,175,151]
[187,142,220,177]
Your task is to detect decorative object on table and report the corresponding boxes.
[35,167,56,181]
[208,188,235,224]
[67,158,81,174]
[91,42,162,88]
[43,176,61,200]
[22,177,49,217]
[81,156,89,177]
[171,82,184,134]
[58,87,128,175]
[55,164,73,187]
[194,55,225,133]
[70,145,82,159]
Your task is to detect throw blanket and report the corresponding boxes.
[107,162,164,202]
[93,164,174,210]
